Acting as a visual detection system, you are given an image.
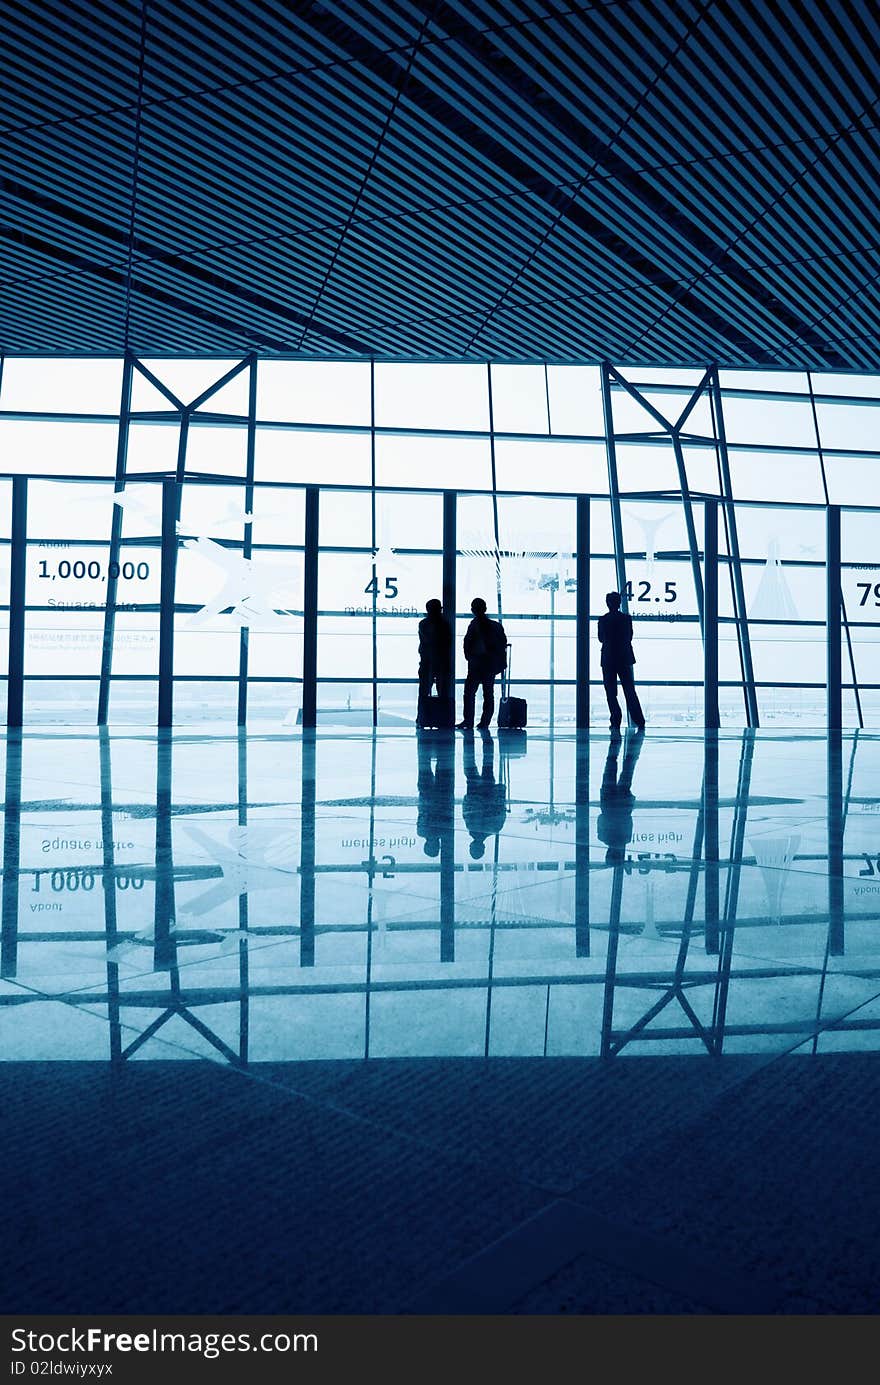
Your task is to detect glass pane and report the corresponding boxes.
[546,366,604,436]
[1,358,123,414]
[727,449,824,503]
[0,419,119,475]
[493,439,607,493]
[615,441,680,492]
[810,372,880,399]
[826,456,880,505]
[318,488,371,547]
[374,363,489,431]
[718,371,809,393]
[720,394,816,446]
[184,423,248,477]
[126,420,180,474]
[489,365,549,434]
[814,399,880,451]
[254,427,370,485]
[375,434,491,490]
[27,479,116,540]
[257,361,371,425]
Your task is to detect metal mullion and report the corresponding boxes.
[300,735,316,969]
[443,491,457,697]
[704,500,719,728]
[1,735,22,978]
[486,362,503,621]
[600,363,627,606]
[237,357,257,727]
[703,733,719,954]
[574,732,590,957]
[827,505,842,731]
[152,730,176,973]
[673,369,714,432]
[301,488,319,728]
[710,368,759,727]
[188,355,251,412]
[670,429,705,628]
[131,358,185,412]
[827,731,844,955]
[157,478,179,728]
[575,494,590,729]
[7,477,27,727]
[237,728,250,1062]
[712,732,754,1045]
[606,364,673,432]
[98,353,134,724]
[371,359,378,726]
[99,727,122,1060]
[807,369,862,728]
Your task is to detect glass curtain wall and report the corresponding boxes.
[0,355,877,727]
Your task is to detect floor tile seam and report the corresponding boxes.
[716,945,880,977]
[213,1058,579,1194]
[567,981,880,1200]
[405,1193,785,1315]
[20,931,302,1004]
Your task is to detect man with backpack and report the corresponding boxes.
[457,596,507,731]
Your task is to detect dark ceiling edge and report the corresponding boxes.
[296,3,845,369]
[0,348,873,376]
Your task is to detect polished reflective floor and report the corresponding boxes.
[3,726,880,1313]
[3,726,879,1063]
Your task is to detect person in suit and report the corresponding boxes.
[462,730,507,858]
[457,597,507,730]
[598,591,645,730]
[416,598,453,727]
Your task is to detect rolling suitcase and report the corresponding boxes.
[497,644,527,730]
[421,695,454,729]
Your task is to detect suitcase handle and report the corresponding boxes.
[502,640,511,696]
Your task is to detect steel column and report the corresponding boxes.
[704,733,720,954]
[827,731,844,955]
[300,734,316,967]
[576,495,590,728]
[670,430,705,628]
[710,369,759,727]
[301,486,319,729]
[237,357,257,727]
[98,355,134,724]
[7,476,27,728]
[157,478,178,728]
[826,504,842,731]
[443,490,457,699]
[704,500,720,729]
[1,734,22,977]
[575,732,590,957]
[599,364,628,607]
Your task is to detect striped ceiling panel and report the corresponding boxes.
[2,0,879,367]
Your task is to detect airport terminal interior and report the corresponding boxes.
[3,0,880,1315]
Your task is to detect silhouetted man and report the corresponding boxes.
[462,731,507,858]
[598,591,645,730]
[457,597,507,730]
[416,598,453,727]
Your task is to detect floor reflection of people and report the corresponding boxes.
[462,730,507,859]
[416,732,455,858]
[597,728,644,864]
